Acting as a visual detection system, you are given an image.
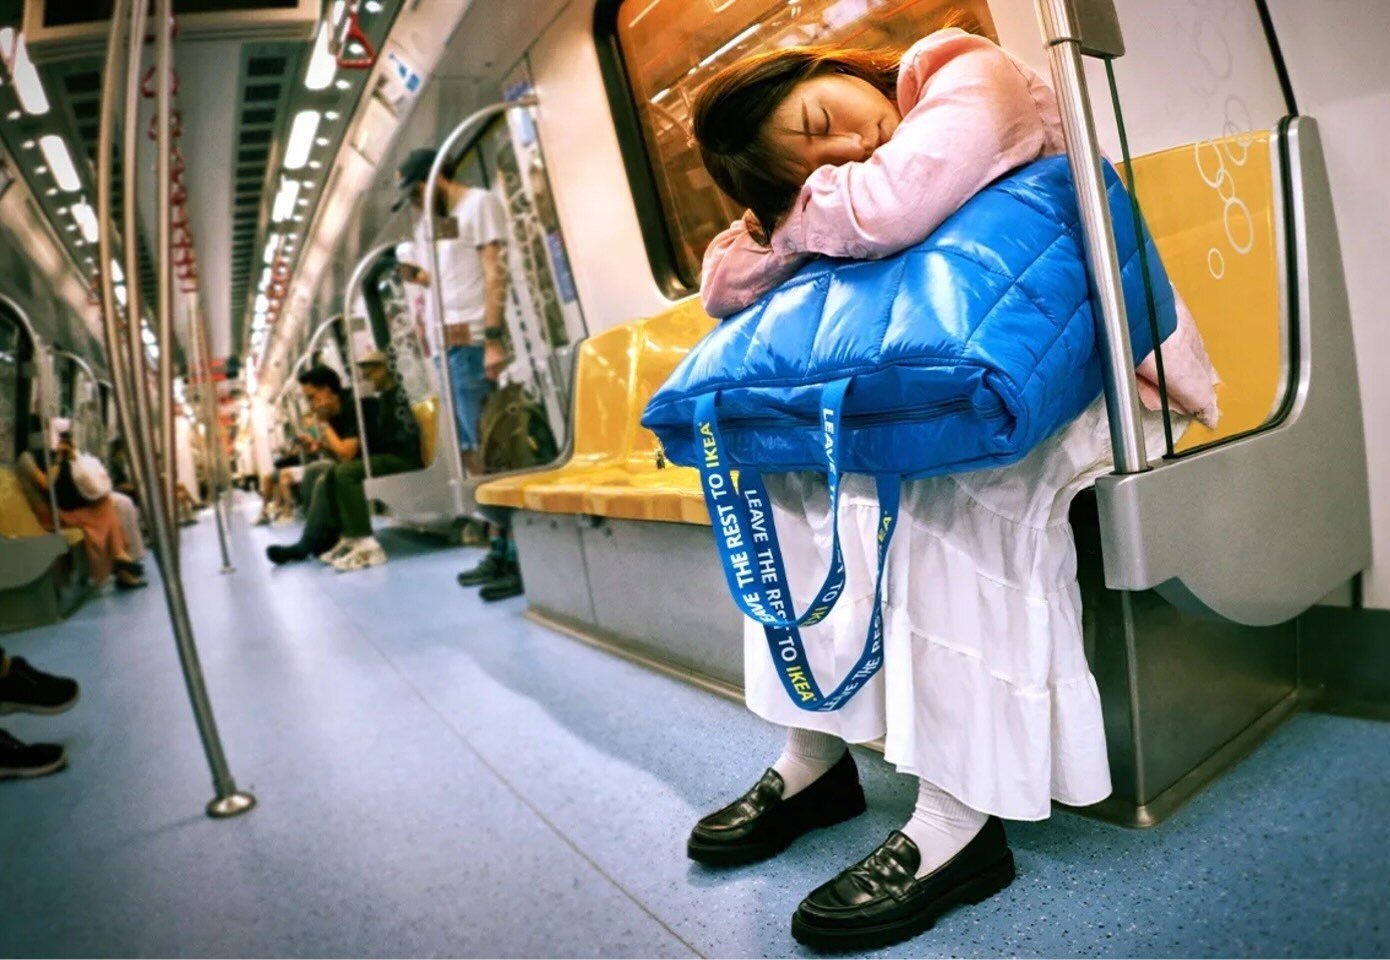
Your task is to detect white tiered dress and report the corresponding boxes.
[743,398,1183,821]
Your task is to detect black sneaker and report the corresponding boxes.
[791,819,1016,952]
[0,657,80,716]
[479,570,524,602]
[688,750,866,866]
[266,543,310,565]
[458,551,509,587]
[0,729,67,781]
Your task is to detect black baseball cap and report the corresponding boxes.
[392,147,437,211]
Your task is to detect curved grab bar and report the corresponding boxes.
[341,239,406,479]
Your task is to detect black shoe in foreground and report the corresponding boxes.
[0,730,67,781]
[0,657,80,716]
[457,552,508,587]
[266,543,310,565]
[479,570,524,602]
[688,750,866,867]
[791,818,1015,952]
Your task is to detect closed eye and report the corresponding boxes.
[821,105,831,137]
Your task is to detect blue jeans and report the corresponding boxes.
[447,344,495,452]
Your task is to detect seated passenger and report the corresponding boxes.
[18,418,146,590]
[316,348,424,573]
[265,365,359,565]
[0,644,80,781]
[682,28,1218,952]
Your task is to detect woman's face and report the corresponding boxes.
[764,73,902,180]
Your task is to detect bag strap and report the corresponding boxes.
[762,473,900,711]
[694,378,853,630]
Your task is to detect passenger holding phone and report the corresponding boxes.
[264,365,361,565]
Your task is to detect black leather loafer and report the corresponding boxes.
[791,817,1015,952]
[687,749,866,867]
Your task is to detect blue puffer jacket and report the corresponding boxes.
[642,156,1177,480]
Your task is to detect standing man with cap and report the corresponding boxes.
[395,147,525,601]
[394,148,509,468]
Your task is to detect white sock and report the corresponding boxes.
[771,728,846,799]
[898,778,989,878]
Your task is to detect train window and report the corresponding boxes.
[602,0,996,291]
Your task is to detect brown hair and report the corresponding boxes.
[692,46,900,239]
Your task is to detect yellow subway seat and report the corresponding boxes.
[1122,134,1283,451]
[0,467,84,547]
[413,395,439,468]
[582,468,710,525]
[476,322,641,509]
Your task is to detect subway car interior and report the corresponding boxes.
[0,0,1387,956]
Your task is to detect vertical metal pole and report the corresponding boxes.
[103,0,255,819]
[193,301,235,573]
[156,4,179,542]
[1036,0,1148,473]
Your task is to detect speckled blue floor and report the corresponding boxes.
[0,499,1386,958]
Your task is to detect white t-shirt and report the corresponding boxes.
[410,187,507,337]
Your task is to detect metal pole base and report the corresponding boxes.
[220,565,236,575]
[206,790,257,819]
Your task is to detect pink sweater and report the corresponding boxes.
[700,29,1220,428]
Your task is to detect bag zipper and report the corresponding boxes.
[721,396,1003,431]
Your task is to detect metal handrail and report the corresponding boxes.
[422,97,538,501]
[188,301,233,573]
[0,293,62,530]
[96,0,254,820]
[1035,0,1148,473]
[155,0,177,548]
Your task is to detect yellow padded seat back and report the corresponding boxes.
[0,465,48,539]
[413,395,438,467]
[572,323,640,462]
[628,300,718,461]
[1124,133,1284,451]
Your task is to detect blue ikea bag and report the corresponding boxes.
[641,156,1176,711]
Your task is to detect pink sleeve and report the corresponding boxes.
[1135,285,1222,429]
[771,30,1049,260]
[700,219,812,318]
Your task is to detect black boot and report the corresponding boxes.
[0,657,80,716]
[687,750,866,867]
[479,568,524,602]
[0,730,66,781]
[791,818,1015,952]
[458,547,508,587]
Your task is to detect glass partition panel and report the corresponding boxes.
[614,0,997,288]
[1094,0,1292,454]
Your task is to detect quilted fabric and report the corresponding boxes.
[642,156,1177,478]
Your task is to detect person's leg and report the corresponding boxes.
[267,462,338,564]
[328,458,387,572]
[111,491,145,561]
[448,345,494,476]
[257,472,275,523]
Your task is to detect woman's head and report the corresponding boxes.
[693,46,902,236]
